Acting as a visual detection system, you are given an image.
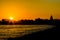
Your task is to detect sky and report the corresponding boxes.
[0,0,60,20]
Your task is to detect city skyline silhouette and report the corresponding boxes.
[0,16,59,25]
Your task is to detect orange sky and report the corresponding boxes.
[0,0,60,20]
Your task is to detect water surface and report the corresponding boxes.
[0,25,54,40]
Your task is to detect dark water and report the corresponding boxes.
[0,25,54,40]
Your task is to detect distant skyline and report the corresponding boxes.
[0,0,60,20]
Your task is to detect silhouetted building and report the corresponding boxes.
[50,16,53,20]
[1,19,9,24]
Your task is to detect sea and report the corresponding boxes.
[0,25,54,40]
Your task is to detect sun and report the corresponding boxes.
[9,17,13,20]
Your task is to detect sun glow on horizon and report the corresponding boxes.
[9,17,14,20]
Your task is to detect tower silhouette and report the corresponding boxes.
[50,16,53,20]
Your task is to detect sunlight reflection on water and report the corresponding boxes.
[0,25,54,40]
